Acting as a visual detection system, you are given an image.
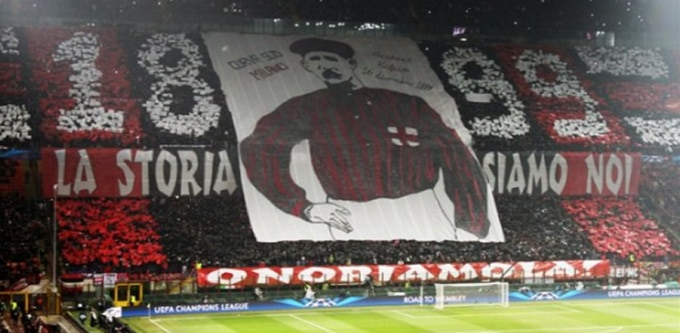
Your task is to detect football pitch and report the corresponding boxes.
[123,298,680,333]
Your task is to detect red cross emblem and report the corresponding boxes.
[387,126,419,147]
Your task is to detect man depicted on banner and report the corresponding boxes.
[240,37,501,241]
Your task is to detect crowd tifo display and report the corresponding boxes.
[1,25,679,279]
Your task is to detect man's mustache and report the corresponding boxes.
[322,69,342,80]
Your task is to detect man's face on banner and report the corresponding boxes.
[302,51,357,85]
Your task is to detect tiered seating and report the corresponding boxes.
[639,160,680,236]
[56,198,167,271]
[1,25,680,281]
[0,0,657,34]
[562,197,678,260]
[147,195,596,269]
[0,195,49,286]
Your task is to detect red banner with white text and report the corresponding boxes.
[41,148,238,197]
[478,151,641,196]
[197,260,610,289]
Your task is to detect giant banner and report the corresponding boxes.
[197,260,610,289]
[202,32,502,242]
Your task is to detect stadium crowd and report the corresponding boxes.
[0,195,48,288]
[1,1,680,294]
[2,190,677,285]
[639,160,680,239]
[149,195,600,270]
[1,0,676,35]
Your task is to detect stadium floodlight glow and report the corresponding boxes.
[452,26,467,37]
[434,282,509,309]
[355,23,386,31]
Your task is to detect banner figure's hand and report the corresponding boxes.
[304,203,353,233]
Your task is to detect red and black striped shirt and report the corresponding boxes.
[240,87,490,237]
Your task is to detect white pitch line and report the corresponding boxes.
[646,301,680,311]
[288,314,336,333]
[550,304,581,313]
[392,310,419,318]
[149,319,173,333]
[393,309,572,319]
[433,323,678,333]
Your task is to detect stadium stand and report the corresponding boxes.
[0,41,675,268]
[0,4,679,332]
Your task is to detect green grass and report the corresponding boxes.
[123,298,680,333]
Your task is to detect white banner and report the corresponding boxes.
[203,32,502,242]
[197,260,611,288]
[103,273,118,288]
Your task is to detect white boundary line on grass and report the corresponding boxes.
[288,314,336,333]
[646,301,680,310]
[392,309,568,319]
[433,323,678,333]
[149,319,173,333]
[549,304,581,313]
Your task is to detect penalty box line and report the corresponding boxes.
[288,314,336,333]
[149,318,173,333]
